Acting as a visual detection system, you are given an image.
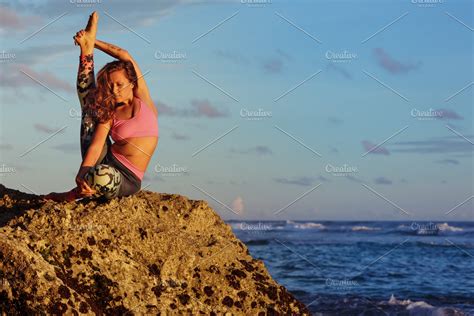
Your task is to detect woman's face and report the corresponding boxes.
[109,69,134,103]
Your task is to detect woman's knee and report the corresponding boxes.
[84,164,122,200]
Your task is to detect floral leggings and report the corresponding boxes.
[77,54,141,200]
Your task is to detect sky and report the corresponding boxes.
[0,0,472,221]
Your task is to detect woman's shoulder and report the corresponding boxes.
[135,94,158,118]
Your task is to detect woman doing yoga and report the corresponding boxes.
[42,11,158,202]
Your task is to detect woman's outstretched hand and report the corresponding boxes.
[75,166,96,197]
[73,30,86,47]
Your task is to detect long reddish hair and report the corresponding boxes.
[86,60,138,123]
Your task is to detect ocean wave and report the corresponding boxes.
[351,225,382,232]
[293,222,326,230]
[302,294,471,315]
[229,221,472,237]
[396,222,466,236]
[438,222,464,232]
[387,294,466,315]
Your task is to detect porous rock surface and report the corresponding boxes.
[0,184,310,315]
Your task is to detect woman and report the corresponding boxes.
[42,11,159,202]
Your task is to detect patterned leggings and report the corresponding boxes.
[78,54,141,200]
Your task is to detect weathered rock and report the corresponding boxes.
[0,184,310,315]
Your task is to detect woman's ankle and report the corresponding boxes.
[80,46,94,57]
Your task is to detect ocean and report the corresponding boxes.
[227,220,474,315]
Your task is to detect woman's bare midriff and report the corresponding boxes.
[111,137,158,171]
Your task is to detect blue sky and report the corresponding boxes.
[0,0,472,221]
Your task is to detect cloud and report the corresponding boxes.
[274,176,318,187]
[52,143,77,153]
[157,99,228,118]
[13,44,75,66]
[171,132,189,140]
[262,58,283,74]
[374,176,392,185]
[214,49,250,65]
[373,48,421,74]
[329,146,339,153]
[34,123,66,134]
[0,5,41,32]
[0,144,13,151]
[326,63,353,79]
[361,140,390,155]
[328,116,343,125]
[436,109,463,120]
[190,99,228,118]
[435,159,460,165]
[316,175,330,182]
[6,1,179,30]
[231,145,273,156]
[390,135,474,154]
[0,63,74,94]
[346,175,364,183]
[231,196,244,214]
[276,48,292,61]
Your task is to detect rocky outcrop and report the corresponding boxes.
[0,184,310,315]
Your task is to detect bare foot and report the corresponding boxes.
[41,188,79,202]
[74,11,99,54]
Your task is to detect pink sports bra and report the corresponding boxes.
[110,97,158,180]
[110,97,158,141]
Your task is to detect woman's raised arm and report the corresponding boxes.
[94,39,158,117]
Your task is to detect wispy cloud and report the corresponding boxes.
[13,44,75,66]
[373,48,421,74]
[171,132,190,141]
[391,135,474,154]
[157,99,228,118]
[326,63,353,79]
[435,158,460,165]
[274,176,318,187]
[214,49,250,65]
[231,145,273,156]
[261,49,294,74]
[374,176,392,185]
[262,58,283,74]
[436,109,463,120]
[52,142,77,153]
[0,144,14,151]
[34,123,66,134]
[328,116,343,125]
[276,48,292,61]
[0,63,74,94]
[361,140,390,155]
[7,0,179,30]
[0,5,41,32]
[346,175,364,183]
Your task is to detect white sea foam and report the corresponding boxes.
[387,294,463,316]
[351,225,381,231]
[292,222,326,230]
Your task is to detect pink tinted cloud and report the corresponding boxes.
[0,6,41,31]
[0,63,73,93]
[361,140,390,155]
[437,109,463,120]
[190,99,227,118]
[374,48,421,74]
[157,99,228,118]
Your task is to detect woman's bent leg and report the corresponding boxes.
[84,164,122,200]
